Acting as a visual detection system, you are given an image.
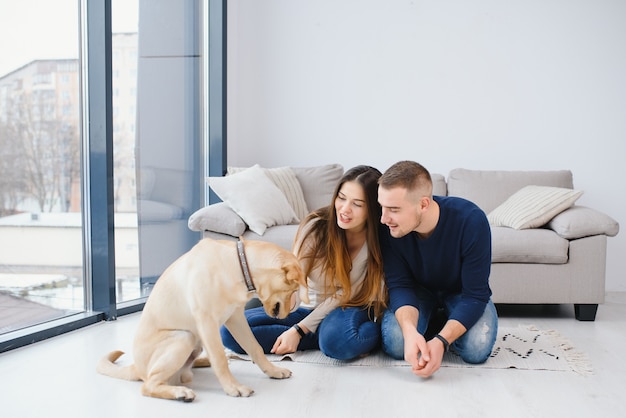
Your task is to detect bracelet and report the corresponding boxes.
[293,324,306,338]
[434,334,450,352]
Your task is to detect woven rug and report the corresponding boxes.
[227,325,592,376]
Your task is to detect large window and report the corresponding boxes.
[0,0,224,352]
[0,0,84,334]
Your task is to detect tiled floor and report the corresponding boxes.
[1,293,625,418]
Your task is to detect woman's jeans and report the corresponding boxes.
[220,305,380,361]
[381,293,498,364]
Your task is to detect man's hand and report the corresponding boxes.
[403,328,428,370]
[395,306,430,370]
[396,306,465,378]
[411,320,466,378]
[411,337,445,378]
[271,326,302,355]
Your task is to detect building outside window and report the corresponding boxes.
[0,0,87,334]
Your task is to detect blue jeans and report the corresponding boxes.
[381,293,498,364]
[220,306,381,361]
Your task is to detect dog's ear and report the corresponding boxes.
[282,259,304,285]
[282,257,309,304]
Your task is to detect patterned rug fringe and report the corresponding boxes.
[526,325,594,376]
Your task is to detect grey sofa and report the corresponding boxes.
[188,164,619,321]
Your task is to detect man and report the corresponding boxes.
[377,161,498,378]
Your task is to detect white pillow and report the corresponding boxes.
[227,166,308,220]
[487,185,583,230]
[208,165,298,235]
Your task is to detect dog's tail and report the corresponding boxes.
[96,350,141,381]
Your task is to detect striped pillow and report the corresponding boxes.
[487,185,583,230]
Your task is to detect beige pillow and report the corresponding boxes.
[292,164,344,211]
[228,166,308,220]
[488,185,583,230]
[208,165,298,235]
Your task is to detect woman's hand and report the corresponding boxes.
[271,327,302,355]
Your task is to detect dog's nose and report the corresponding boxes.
[272,302,280,318]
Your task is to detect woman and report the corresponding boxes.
[220,165,386,360]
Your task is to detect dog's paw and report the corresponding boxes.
[265,365,292,379]
[174,386,196,402]
[224,383,255,397]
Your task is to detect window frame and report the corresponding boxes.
[0,0,227,353]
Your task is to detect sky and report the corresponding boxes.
[0,0,138,77]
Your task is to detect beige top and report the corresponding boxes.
[292,218,368,333]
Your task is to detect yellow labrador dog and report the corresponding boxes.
[97,238,307,402]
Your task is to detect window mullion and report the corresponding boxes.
[80,0,117,319]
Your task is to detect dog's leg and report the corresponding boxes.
[140,331,198,402]
[180,345,203,384]
[196,314,255,397]
[224,311,292,379]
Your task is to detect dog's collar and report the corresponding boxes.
[236,239,256,292]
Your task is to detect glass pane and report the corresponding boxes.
[133,0,203,294]
[0,0,83,333]
[112,0,141,303]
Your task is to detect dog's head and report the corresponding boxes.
[249,244,308,319]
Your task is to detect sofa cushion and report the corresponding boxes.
[432,173,447,196]
[487,185,583,229]
[292,164,344,211]
[188,202,247,236]
[447,169,574,213]
[227,166,309,220]
[208,165,298,235]
[548,205,620,239]
[241,224,300,251]
[491,227,569,264]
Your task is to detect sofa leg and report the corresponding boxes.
[574,304,598,321]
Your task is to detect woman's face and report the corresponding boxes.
[334,180,368,232]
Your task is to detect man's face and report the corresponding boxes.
[378,186,422,238]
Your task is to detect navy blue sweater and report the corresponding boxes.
[380,195,492,330]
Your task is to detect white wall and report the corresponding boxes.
[226,0,626,291]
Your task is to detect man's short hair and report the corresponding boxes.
[379,161,433,198]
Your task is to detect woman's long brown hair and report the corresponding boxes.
[293,165,387,317]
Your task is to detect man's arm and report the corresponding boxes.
[448,207,493,328]
[437,320,467,348]
[395,306,426,370]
